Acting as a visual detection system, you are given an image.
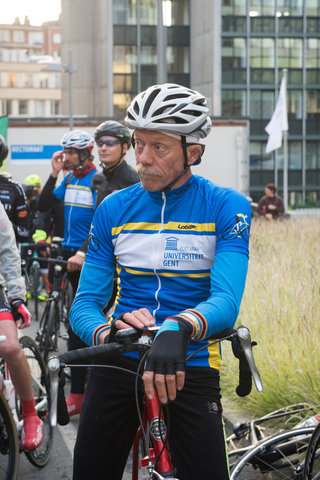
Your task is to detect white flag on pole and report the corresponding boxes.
[265,75,288,153]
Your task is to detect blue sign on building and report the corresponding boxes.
[10,145,60,160]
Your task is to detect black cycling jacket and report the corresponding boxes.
[0,173,29,242]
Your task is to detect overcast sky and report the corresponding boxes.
[1,0,61,25]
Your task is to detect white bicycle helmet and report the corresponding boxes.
[124,83,212,140]
[61,130,94,150]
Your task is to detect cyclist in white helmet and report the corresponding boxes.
[70,84,251,479]
[39,129,98,416]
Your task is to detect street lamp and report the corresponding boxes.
[41,49,77,130]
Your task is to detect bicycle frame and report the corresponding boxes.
[132,391,176,480]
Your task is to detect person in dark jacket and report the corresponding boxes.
[257,183,285,220]
[0,135,29,243]
[92,120,139,208]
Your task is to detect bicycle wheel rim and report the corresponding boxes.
[19,336,52,467]
[0,390,19,480]
[230,427,315,480]
[303,423,320,480]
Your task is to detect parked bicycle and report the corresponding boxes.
[228,403,320,479]
[303,420,320,480]
[48,325,262,479]
[0,335,52,480]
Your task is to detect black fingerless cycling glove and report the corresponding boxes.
[145,316,193,375]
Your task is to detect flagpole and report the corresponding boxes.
[282,69,288,212]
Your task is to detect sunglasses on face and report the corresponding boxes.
[96,139,121,148]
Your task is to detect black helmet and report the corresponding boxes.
[94,121,131,148]
[0,134,9,166]
[22,184,37,201]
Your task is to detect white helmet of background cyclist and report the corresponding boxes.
[124,83,212,140]
[61,130,94,150]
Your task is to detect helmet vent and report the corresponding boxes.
[165,93,189,101]
[142,88,161,118]
[183,109,203,117]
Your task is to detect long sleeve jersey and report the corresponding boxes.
[39,170,97,251]
[70,175,251,369]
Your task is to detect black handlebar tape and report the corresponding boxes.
[57,370,70,426]
[28,256,68,266]
[231,337,252,397]
[57,342,126,366]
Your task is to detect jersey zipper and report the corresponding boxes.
[66,178,79,248]
[152,192,166,320]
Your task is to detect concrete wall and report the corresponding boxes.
[5,120,249,196]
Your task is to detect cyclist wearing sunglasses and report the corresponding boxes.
[70,84,251,479]
[92,120,139,208]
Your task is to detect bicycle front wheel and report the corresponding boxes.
[0,390,19,480]
[18,336,52,467]
[303,423,320,480]
[230,427,315,479]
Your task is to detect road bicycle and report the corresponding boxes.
[35,256,69,363]
[227,402,320,479]
[302,421,320,480]
[0,335,52,479]
[48,324,262,479]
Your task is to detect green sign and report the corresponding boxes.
[0,116,8,172]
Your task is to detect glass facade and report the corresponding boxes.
[222,0,320,207]
[112,0,190,118]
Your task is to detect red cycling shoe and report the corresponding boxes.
[66,393,84,416]
[22,415,43,451]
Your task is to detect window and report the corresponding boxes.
[306,142,320,169]
[18,100,28,115]
[249,0,275,16]
[13,30,25,42]
[278,38,303,68]
[250,38,274,68]
[53,33,61,43]
[306,39,320,68]
[167,46,189,74]
[113,0,157,25]
[35,100,45,116]
[306,90,320,115]
[1,73,8,87]
[8,73,17,87]
[250,90,274,118]
[306,0,320,16]
[277,0,303,16]
[222,89,246,116]
[222,38,246,68]
[28,31,43,44]
[222,0,246,15]
[250,141,274,171]
[0,30,10,42]
[287,90,303,119]
[51,101,60,115]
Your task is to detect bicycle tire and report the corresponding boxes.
[0,390,19,480]
[230,427,315,479]
[37,301,58,363]
[43,303,58,363]
[60,273,73,331]
[18,336,52,467]
[303,423,320,480]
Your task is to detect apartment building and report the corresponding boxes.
[0,16,62,117]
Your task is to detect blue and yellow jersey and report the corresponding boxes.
[53,169,97,250]
[71,175,251,369]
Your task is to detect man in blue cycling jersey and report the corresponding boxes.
[70,83,251,480]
